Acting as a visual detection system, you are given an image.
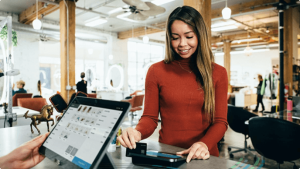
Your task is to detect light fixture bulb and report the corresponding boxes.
[109,54,113,60]
[244,46,253,56]
[143,36,149,44]
[266,28,270,33]
[33,18,42,30]
[222,7,231,19]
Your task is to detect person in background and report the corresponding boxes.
[76,72,87,94]
[117,6,228,163]
[12,80,27,96]
[253,74,266,112]
[37,80,42,96]
[0,132,49,169]
[110,79,114,87]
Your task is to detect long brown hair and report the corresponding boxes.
[164,6,215,122]
[38,80,42,96]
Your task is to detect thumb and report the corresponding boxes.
[176,148,190,155]
[27,133,49,149]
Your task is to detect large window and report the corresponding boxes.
[127,40,164,92]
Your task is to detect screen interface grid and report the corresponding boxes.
[43,104,122,169]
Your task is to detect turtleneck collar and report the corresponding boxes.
[173,57,192,72]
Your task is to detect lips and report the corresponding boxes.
[178,48,190,55]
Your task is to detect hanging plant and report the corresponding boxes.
[0,26,18,46]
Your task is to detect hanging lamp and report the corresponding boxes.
[244,41,253,56]
[143,26,149,44]
[222,0,231,20]
[32,0,42,30]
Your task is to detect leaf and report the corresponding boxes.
[0,26,18,46]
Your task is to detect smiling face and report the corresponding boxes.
[170,20,198,59]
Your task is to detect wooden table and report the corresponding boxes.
[0,125,264,169]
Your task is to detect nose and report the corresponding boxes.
[179,37,187,47]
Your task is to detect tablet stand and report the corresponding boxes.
[98,153,116,169]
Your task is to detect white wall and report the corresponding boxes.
[13,32,40,95]
[230,50,279,93]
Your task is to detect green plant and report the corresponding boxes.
[0,26,17,46]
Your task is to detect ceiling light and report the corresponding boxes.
[244,42,253,56]
[211,25,238,32]
[211,20,236,28]
[222,0,231,20]
[266,27,270,33]
[152,0,175,6]
[33,0,42,30]
[232,38,262,43]
[85,16,107,27]
[143,36,149,43]
[214,49,270,56]
[108,7,123,14]
[33,18,42,30]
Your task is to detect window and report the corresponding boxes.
[127,40,164,92]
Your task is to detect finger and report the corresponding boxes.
[26,133,49,149]
[128,133,136,149]
[193,148,201,159]
[203,152,210,160]
[117,136,127,148]
[176,148,190,155]
[198,151,206,159]
[122,131,133,149]
[186,148,196,163]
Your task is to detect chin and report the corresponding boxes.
[179,55,192,59]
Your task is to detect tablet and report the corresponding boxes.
[39,97,131,169]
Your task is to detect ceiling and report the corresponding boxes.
[0,0,281,44]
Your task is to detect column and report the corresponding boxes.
[60,0,76,101]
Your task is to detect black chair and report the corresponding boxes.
[69,91,88,104]
[249,117,300,169]
[49,94,68,113]
[33,95,42,98]
[227,105,257,159]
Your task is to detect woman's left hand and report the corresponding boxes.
[176,142,210,163]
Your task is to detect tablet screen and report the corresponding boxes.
[42,103,123,169]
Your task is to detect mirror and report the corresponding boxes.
[106,65,124,91]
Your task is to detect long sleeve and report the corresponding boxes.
[199,66,228,151]
[135,65,159,139]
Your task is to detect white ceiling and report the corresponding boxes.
[0,0,259,33]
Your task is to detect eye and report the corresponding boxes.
[172,37,178,40]
[187,36,193,39]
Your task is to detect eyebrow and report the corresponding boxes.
[171,31,193,35]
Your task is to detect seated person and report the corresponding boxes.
[12,80,27,96]
[76,72,87,94]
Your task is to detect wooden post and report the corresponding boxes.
[184,0,211,44]
[60,0,76,102]
[283,7,297,97]
[224,40,231,93]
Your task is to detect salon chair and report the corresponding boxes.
[227,105,257,159]
[249,117,300,169]
[12,93,33,106]
[18,98,48,112]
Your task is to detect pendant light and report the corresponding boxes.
[32,0,42,30]
[143,26,149,44]
[244,41,253,56]
[222,0,231,20]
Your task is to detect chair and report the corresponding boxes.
[33,95,42,98]
[12,93,33,106]
[87,93,97,98]
[69,91,88,104]
[49,94,68,113]
[17,98,48,112]
[249,117,300,169]
[122,91,144,126]
[227,105,257,159]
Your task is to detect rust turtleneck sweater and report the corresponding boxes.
[135,58,228,157]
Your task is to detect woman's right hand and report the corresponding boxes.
[117,127,141,149]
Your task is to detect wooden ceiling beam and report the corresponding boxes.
[19,2,59,24]
[211,29,278,44]
[118,0,278,39]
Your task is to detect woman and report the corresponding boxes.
[76,72,87,94]
[118,6,228,162]
[253,74,266,112]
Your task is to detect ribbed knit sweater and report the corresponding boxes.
[135,58,228,157]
